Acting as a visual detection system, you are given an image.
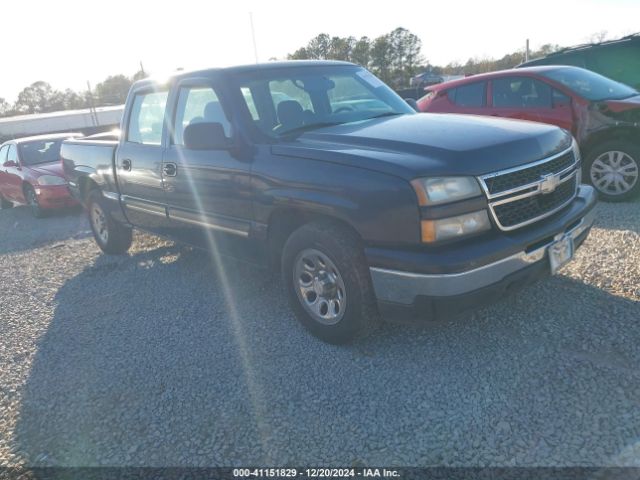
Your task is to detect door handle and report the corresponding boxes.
[163,163,177,177]
[121,159,132,171]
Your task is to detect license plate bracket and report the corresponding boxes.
[549,234,574,274]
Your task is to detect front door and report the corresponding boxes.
[162,81,254,254]
[0,145,10,200]
[488,76,575,132]
[116,88,171,231]
[4,145,24,202]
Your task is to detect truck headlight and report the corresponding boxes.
[421,210,491,242]
[411,176,482,205]
[37,175,67,186]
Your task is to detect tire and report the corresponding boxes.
[24,185,46,218]
[0,194,12,209]
[585,140,640,202]
[281,221,380,344]
[87,189,133,254]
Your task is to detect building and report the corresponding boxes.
[0,105,124,142]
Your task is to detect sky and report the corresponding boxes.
[2,0,638,103]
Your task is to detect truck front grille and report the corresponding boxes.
[479,146,579,231]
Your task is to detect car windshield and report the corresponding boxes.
[236,65,414,137]
[539,67,638,101]
[18,140,63,166]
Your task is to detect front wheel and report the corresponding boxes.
[281,221,379,344]
[585,141,640,201]
[25,185,46,218]
[87,189,133,254]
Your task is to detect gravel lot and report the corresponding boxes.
[0,201,639,467]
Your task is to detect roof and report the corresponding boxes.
[426,65,581,90]
[133,60,356,89]
[5,132,83,145]
[522,32,639,65]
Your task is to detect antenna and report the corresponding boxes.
[249,12,259,63]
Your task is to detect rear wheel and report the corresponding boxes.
[586,141,640,201]
[25,185,46,218]
[87,189,133,254]
[281,221,379,344]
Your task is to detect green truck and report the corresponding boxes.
[520,33,640,90]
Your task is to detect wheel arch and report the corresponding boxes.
[266,208,363,271]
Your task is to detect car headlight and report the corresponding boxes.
[37,175,67,186]
[421,210,491,242]
[411,176,482,206]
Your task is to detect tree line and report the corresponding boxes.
[0,27,574,118]
[288,27,562,89]
[0,70,147,118]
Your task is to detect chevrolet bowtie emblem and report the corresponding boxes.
[540,173,560,194]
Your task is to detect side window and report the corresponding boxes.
[127,91,169,145]
[174,86,232,145]
[0,145,9,164]
[448,82,486,107]
[7,145,18,163]
[269,80,314,113]
[493,77,552,108]
[552,89,571,107]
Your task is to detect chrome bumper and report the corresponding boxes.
[370,207,596,305]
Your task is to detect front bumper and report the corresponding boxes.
[35,185,79,209]
[369,185,597,321]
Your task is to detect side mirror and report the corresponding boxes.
[405,98,419,111]
[3,160,17,168]
[183,122,230,150]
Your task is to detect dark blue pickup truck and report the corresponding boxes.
[61,60,597,343]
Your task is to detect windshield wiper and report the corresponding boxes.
[277,122,345,137]
[365,112,404,120]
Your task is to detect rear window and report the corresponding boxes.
[447,82,486,107]
[18,141,63,166]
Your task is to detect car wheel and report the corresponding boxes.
[585,141,640,201]
[25,185,46,218]
[281,221,380,344]
[87,189,133,254]
[0,194,12,209]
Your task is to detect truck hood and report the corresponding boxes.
[271,113,572,179]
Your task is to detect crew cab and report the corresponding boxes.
[418,66,640,201]
[62,61,597,343]
[0,133,81,217]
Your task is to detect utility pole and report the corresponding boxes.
[86,81,99,127]
[249,12,259,63]
[525,39,530,62]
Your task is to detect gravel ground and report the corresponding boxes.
[0,201,639,467]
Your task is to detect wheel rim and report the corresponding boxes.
[91,203,109,244]
[590,150,639,196]
[293,248,347,325]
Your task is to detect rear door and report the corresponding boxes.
[116,87,171,230]
[488,76,574,131]
[162,79,254,252]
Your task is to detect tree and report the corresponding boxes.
[95,75,132,105]
[369,34,394,85]
[351,36,371,67]
[388,27,423,85]
[0,98,11,117]
[14,81,57,114]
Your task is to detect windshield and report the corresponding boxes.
[236,66,414,137]
[539,67,638,101]
[18,140,63,166]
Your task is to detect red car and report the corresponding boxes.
[0,133,81,217]
[418,66,640,201]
